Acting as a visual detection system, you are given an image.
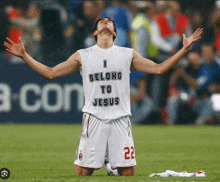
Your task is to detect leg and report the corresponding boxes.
[166,95,180,124]
[152,74,162,108]
[108,117,136,175]
[74,114,109,172]
[76,165,94,176]
[118,166,135,176]
[131,97,157,124]
[193,98,214,125]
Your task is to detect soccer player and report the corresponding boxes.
[4,17,203,176]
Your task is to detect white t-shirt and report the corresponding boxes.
[78,44,133,122]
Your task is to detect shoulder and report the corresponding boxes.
[115,45,133,51]
[177,14,189,23]
[77,45,96,54]
[155,13,166,21]
[114,45,134,54]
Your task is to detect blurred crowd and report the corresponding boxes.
[1,0,220,125]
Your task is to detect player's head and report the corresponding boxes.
[93,17,117,42]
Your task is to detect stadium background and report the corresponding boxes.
[0,0,219,124]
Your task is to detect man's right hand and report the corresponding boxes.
[4,37,26,59]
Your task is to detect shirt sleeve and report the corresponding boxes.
[151,21,173,52]
[136,26,148,58]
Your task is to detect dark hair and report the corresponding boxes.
[93,17,117,42]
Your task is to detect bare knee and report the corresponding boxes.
[76,165,94,176]
[118,166,135,176]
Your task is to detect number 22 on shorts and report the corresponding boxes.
[124,146,135,159]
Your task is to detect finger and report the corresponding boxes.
[6,37,15,45]
[4,41,12,47]
[198,29,203,35]
[194,31,203,39]
[4,42,12,49]
[194,36,202,41]
[183,34,186,39]
[193,28,202,36]
[193,28,200,35]
[192,37,201,43]
[194,28,203,36]
[19,36,22,43]
[6,49,13,54]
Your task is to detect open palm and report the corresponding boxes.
[4,37,26,58]
[183,28,203,50]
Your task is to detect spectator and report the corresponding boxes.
[202,1,220,57]
[155,1,169,14]
[130,70,157,124]
[166,44,220,125]
[9,2,42,59]
[5,3,24,44]
[200,44,220,94]
[185,10,205,52]
[131,1,158,59]
[166,52,201,125]
[5,2,25,63]
[100,0,133,47]
[151,1,192,108]
[94,0,106,20]
[71,1,97,51]
[82,1,98,47]
[130,1,158,98]
[210,0,220,26]
[127,1,138,18]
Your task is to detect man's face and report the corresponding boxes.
[188,52,201,68]
[96,18,116,34]
[201,45,215,64]
[83,1,95,18]
[168,1,180,17]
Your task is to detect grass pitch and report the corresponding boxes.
[0,124,220,181]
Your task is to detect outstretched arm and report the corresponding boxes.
[4,37,81,80]
[131,28,203,75]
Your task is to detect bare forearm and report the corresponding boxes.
[182,74,199,90]
[159,47,188,75]
[169,73,179,87]
[22,52,53,80]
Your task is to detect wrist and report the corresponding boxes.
[21,51,28,60]
[182,46,189,53]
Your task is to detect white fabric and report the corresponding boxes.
[78,44,133,122]
[151,21,173,52]
[106,163,119,176]
[149,170,207,177]
[74,113,136,168]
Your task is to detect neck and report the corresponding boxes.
[96,32,114,49]
[167,12,176,19]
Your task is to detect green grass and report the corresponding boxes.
[0,124,220,181]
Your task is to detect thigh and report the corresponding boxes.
[108,116,136,168]
[74,113,108,168]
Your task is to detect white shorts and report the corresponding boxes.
[74,113,136,169]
